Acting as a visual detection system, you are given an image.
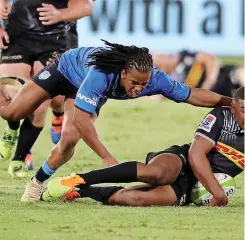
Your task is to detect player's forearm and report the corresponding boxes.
[60,0,93,22]
[187,88,232,107]
[188,151,224,196]
[73,115,112,160]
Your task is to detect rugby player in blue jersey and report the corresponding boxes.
[0,40,232,202]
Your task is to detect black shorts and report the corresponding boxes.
[0,26,72,66]
[146,144,196,206]
[65,22,78,49]
[212,65,240,97]
[33,58,105,116]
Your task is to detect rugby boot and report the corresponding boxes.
[8,161,29,178]
[42,174,85,201]
[21,177,44,202]
[24,151,35,170]
[50,114,64,144]
[0,127,18,161]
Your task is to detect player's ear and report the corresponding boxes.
[121,69,126,79]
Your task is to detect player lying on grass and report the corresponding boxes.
[43,87,244,207]
[151,50,244,100]
[0,40,232,202]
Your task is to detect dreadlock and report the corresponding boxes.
[233,87,244,100]
[87,40,153,74]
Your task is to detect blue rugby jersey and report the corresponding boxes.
[58,47,191,114]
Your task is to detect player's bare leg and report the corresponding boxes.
[137,153,182,185]
[109,184,177,206]
[21,99,80,202]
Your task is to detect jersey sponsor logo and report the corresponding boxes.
[198,114,216,132]
[216,142,244,170]
[2,55,22,60]
[77,93,97,106]
[38,70,51,80]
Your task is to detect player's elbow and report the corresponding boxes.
[188,149,199,167]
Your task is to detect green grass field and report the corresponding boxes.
[0,58,244,240]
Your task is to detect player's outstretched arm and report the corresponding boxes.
[73,107,119,167]
[186,88,232,107]
[37,0,94,25]
[188,135,228,207]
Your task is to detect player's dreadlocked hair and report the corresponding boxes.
[233,87,244,100]
[87,40,153,73]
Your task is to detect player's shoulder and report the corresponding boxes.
[150,67,169,81]
[198,106,231,132]
[210,106,231,117]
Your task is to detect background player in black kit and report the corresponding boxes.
[0,0,94,177]
[151,50,244,100]
[43,87,244,207]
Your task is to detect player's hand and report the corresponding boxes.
[103,156,119,168]
[37,3,62,25]
[0,27,9,49]
[210,190,228,207]
[0,2,11,19]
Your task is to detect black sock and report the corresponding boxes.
[78,186,124,204]
[7,120,20,131]
[77,161,137,187]
[35,166,51,182]
[34,160,56,183]
[52,110,64,118]
[12,118,43,161]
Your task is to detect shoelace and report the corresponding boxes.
[26,181,43,199]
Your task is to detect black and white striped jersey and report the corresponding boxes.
[195,106,244,178]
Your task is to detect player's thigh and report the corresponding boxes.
[109,184,177,206]
[148,153,182,181]
[144,145,188,184]
[32,61,45,76]
[0,63,31,78]
[0,63,32,98]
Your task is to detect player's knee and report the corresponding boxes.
[60,129,79,150]
[147,165,166,185]
[30,104,49,127]
[2,110,20,121]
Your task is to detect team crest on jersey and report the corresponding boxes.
[38,70,51,80]
[198,114,216,132]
